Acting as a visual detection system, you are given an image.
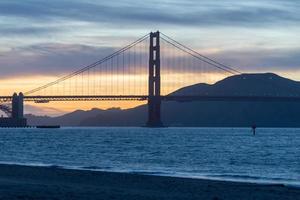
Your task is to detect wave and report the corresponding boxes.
[155,172,300,188]
[0,161,299,188]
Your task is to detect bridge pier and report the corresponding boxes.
[147,96,163,127]
[147,31,163,127]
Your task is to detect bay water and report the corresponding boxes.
[0,127,299,186]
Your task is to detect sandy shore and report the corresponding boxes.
[0,164,299,200]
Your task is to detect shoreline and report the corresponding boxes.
[0,164,299,199]
[0,162,299,188]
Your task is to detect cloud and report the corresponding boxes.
[0,43,115,78]
[210,48,300,72]
[0,41,150,78]
[0,0,299,31]
[0,0,299,81]
[0,26,60,36]
[1,39,300,79]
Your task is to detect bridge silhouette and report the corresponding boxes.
[1,31,299,127]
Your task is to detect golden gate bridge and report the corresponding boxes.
[1,31,299,127]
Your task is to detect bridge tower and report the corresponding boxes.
[147,31,163,127]
[12,92,24,119]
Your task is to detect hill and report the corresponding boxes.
[26,73,300,127]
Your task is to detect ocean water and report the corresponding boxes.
[0,127,299,186]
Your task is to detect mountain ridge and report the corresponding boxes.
[26,73,300,127]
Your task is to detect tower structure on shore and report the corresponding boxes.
[147,31,163,127]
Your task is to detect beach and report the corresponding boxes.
[0,164,299,200]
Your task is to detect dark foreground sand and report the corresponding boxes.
[0,164,299,200]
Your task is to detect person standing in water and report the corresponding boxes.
[251,124,256,136]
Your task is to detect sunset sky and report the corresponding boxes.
[0,0,300,116]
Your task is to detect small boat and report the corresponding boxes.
[36,125,60,129]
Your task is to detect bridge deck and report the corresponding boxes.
[2,95,300,102]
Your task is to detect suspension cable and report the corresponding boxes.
[25,33,150,95]
[160,32,241,74]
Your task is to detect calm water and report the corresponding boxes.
[0,127,299,186]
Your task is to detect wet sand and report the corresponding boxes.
[0,164,299,200]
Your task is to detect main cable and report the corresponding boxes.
[25,33,150,95]
[160,32,241,74]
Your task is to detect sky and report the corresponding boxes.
[0,0,300,116]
